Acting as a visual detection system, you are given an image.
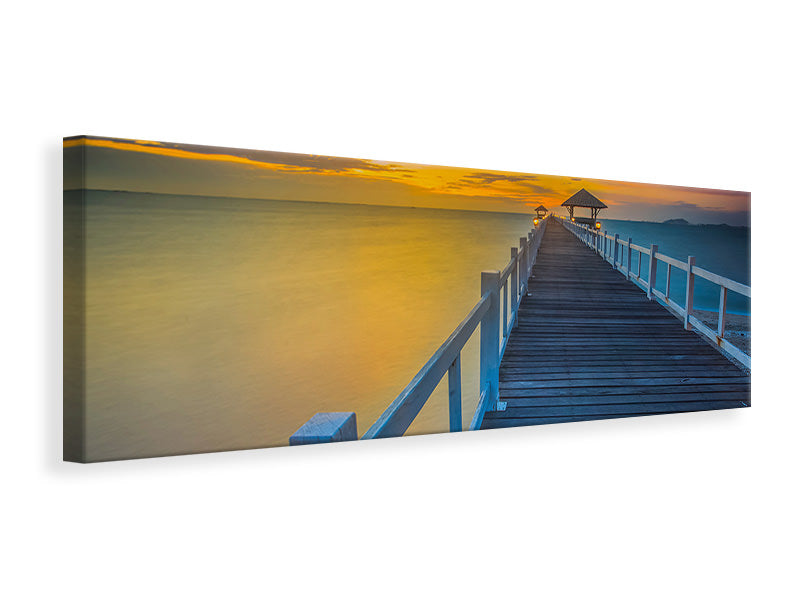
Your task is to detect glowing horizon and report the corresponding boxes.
[64,136,750,225]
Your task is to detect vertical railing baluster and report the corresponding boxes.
[666,263,672,300]
[684,256,695,330]
[519,237,528,295]
[637,250,642,279]
[502,279,508,338]
[717,286,728,339]
[528,230,534,271]
[480,271,501,411]
[613,233,619,270]
[627,237,633,280]
[510,247,518,330]
[448,353,462,432]
[647,244,658,300]
[528,230,534,274]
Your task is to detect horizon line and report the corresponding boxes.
[65,187,750,226]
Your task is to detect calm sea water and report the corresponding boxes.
[597,218,750,315]
[67,191,536,461]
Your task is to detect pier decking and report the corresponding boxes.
[481,221,750,430]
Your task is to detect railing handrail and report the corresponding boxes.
[362,291,492,439]
[692,265,750,298]
[653,251,689,272]
[289,215,551,445]
[559,217,750,369]
[561,217,751,298]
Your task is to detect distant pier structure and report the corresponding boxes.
[562,188,606,227]
[533,204,548,220]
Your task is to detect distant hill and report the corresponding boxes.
[602,216,748,228]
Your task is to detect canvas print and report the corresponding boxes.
[63,136,751,462]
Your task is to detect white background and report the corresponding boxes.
[2,1,798,598]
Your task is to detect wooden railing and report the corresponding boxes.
[560,217,751,369]
[289,216,550,445]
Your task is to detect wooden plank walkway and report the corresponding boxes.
[481,220,750,430]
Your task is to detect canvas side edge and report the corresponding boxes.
[63,138,87,462]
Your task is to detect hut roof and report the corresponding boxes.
[561,188,607,209]
[534,204,548,212]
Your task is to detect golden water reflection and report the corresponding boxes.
[70,191,534,461]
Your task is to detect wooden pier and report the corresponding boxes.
[290,215,750,445]
[481,221,750,430]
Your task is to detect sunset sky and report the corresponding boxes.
[64,136,750,225]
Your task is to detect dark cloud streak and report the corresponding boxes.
[79,135,416,176]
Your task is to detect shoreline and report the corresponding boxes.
[693,308,750,355]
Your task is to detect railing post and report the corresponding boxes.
[526,232,532,273]
[717,286,728,338]
[627,237,632,280]
[480,271,501,411]
[289,412,357,445]
[613,233,619,269]
[502,280,508,338]
[603,231,608,261]
[647,244,658,300]
[684,256,695,330]
[519,237,528,295]
[528,230,534,273]
[510,247,518,328]
[668,262,674,294]
[448,354,462,432]
[527,233,532,283]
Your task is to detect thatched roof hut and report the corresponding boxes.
[533,204,548,218]
[561,189,607,224]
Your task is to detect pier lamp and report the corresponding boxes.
[533,218,539,226]
[595,221,602,229]
[571,217,575,222]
